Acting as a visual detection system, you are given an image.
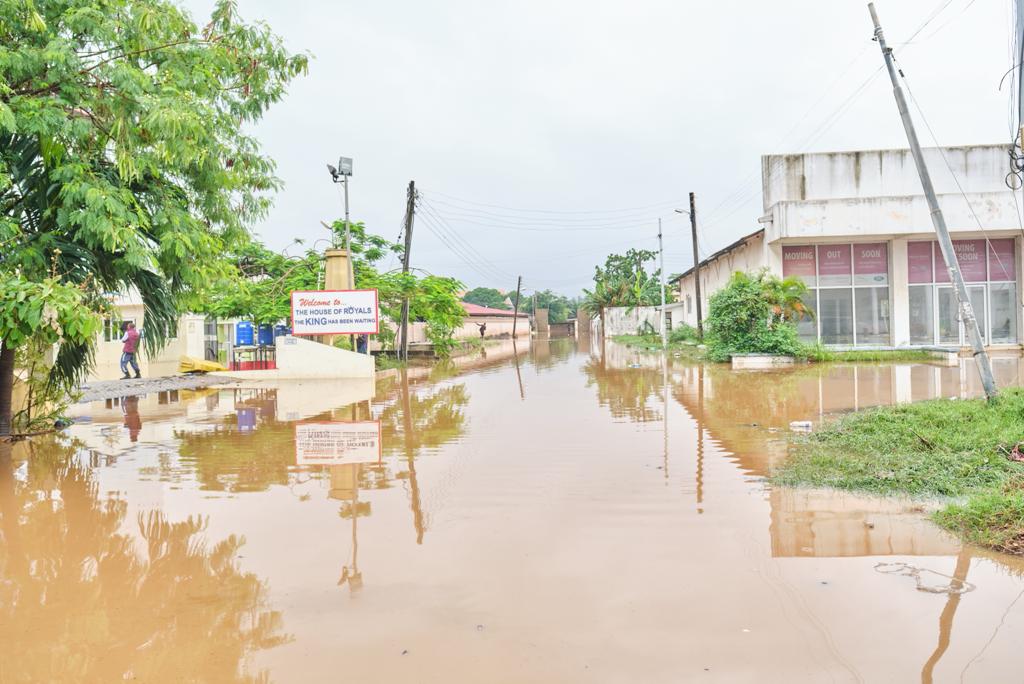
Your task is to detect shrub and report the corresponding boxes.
[669,323,699,344]
[704,271,806,362]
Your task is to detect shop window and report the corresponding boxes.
[908,286,933,345]
[797,290,817,342]
[819,289,854,345]
[991,283,1017,344]
[854,287,890,345]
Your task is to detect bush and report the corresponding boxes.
[669,323,699,344]
[704,271,806,362]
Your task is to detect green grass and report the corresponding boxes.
[799,344,934,363]
[773,388,1024,554]
[612,334,705,358]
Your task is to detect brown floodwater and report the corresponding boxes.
[3,338,1024,683]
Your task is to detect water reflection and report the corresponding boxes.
[0,439,287,683]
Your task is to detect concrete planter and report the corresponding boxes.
[731,353,797,370]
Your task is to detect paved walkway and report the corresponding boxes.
[77,374,239,403]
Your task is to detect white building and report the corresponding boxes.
[671,144,1022,349]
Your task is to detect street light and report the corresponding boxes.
[326,156,354,290]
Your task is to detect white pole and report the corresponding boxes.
[658,218,666,350]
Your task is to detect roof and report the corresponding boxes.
[673,228,765,284]
[461,302,528,317]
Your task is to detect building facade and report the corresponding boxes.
[672,144,1022,349]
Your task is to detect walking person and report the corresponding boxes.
[477,322,487,339]
[120,322,142,379]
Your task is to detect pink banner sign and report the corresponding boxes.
[934,240,986,282]
[853,243,888,284]
[908,242,933,284]
[817,244,851,285]
[988,239,1016,282]
[782,246,816,283]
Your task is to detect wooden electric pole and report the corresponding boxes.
[689,192,703,339]
[399,181,416,362]
[512,276,523,338]
[869,3,996,400]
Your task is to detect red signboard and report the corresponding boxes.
[817,244,851,285]
[907,242,933,284]
[988,239,1016,282]
[934,240,986,283]
[782,245,816,284]
[853,243,888,284]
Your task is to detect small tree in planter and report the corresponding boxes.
[704,271,811,363]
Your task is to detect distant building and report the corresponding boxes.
[670,144,1021,349]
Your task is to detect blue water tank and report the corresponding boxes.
[257,323,274,346]
[235,321,254,346]
[274,324,291,338]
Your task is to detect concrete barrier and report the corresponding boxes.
[731,354,798,370]
[218,335,374,380]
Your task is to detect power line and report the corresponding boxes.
[421,190,692,217]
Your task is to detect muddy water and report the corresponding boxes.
[3,339,1024,683]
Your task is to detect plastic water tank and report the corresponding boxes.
[257,323,274,346]
[274,324,291,338]
[235,321,254,346]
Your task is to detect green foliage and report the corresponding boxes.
[582,248,671,317]
[800,344,933,363]
[462,287,510,310]
[773,388,1024,554]
[669,323,699,344]
[0,0,306,408]
[513,288,577,323]
[413,276,466,357]
[704,271,807,362]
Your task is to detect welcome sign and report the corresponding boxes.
[290,289,379,336]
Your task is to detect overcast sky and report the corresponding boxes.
[183,0,1015,297]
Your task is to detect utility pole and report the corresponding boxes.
[512,276,523,338]
[868,3,997,400]
[658,218,666,349]
[399,180,416,362]
[689,192,703,339]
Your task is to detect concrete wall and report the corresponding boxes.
[406,315,529,343]
[601,307,661,336]
[673,232,768,329]
[219,335,374,380]
[88,304,206,381]
[762,145,1011,210]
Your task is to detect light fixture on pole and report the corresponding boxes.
[326,156,355,290]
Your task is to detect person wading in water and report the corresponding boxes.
[120,322,142,379]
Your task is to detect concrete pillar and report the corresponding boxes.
[325,249,352,290]
[891,238,909,346]
[535,308,550,335]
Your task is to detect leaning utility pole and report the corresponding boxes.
[399,181,416,362]
[689,192,703,339]
[512,276,523,338]
[658,218,667,349]
[869,3,997,400]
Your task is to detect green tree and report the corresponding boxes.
[462,287,510,310]
[0,0,307,435]
[581,249,671,329]
[704,271,809,362]
[512,288,576,323]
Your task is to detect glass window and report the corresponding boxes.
[908,286,933,345]
[817,245,852,287]
[938,288,960,345]
[969,286,986,343]
[990,283,1017,344]
[855,287,890,345]
[853,243,889,286]
[819,289,853,344]
[103,318,134,342]
[989,239,1016,282]
[908,242,934,284]
[783,245,816,286]
[797,290,817,342]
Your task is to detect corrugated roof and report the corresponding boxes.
[673,228,765,283]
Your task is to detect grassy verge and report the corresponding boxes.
[800,346,934,363]
[611,334,705,359]
[772,388,1024,554]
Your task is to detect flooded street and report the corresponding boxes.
[4,339,1024,683]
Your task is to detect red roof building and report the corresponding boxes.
[461,302,528,318]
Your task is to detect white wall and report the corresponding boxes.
[600,307,661,336]
[219,335,374,380]
[406,315,529,343]
[673,232,768,328]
